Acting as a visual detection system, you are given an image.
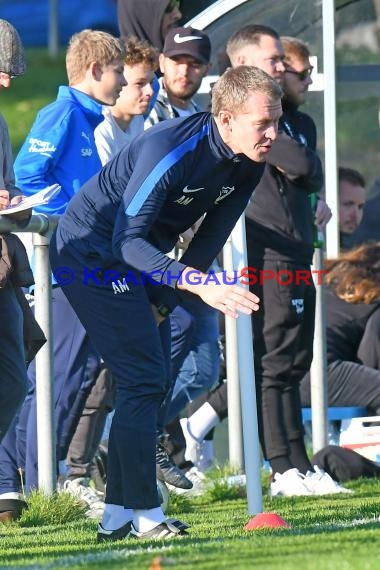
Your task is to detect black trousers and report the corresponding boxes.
[249,258,316,461]
[0,283,28,442]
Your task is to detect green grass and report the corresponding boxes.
[1,49,67,154]
[1,477,380,569]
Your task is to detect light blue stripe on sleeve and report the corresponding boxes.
[126,124,209,216]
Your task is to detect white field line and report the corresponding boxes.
[1,544,175,570]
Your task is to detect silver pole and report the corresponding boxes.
[48,0,59,57]
[0,214,59,493]
[323,0,339,258]
[33,231,56,494]
[230,215,263,515]
[310,248,328,452]
[308,0,336,453]
[223,236,244,469]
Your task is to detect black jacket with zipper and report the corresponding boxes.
[245,100,323,266]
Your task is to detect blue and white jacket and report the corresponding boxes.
[14,86,104,215]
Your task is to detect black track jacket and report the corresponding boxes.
[245,100,323,265]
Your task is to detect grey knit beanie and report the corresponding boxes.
[0,19,26,76]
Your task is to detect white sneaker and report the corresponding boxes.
[167,466,207,496]
[63,477,105,519]
[270,468,312,497]
[180,418,214,472]
[305,466,353,495]
[221,473,247,487]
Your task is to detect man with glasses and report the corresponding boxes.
[225,28,347,497]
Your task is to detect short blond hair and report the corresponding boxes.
[124,36,159,70]
[281,36,310,66]
[211,65,282,116]
[66,29,125,84]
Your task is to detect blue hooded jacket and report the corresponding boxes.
[14,86,104,215]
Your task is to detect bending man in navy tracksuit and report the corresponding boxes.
[50,65,283,542]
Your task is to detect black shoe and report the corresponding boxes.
[0,498,28,522]
[97,520,132,542]
[156,437,193,489]
[130,518,190,539]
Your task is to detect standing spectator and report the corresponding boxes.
[116,0,182,138]
[95,36,159,165]
[64,37,159,509]
[0,30,126,521]
[145,26,211,126]
[0,18,43,522]
[117,0,182,51]
[224,27,349,496]
[50,65,283,541]
[0,20,29,442]
[338,167,366,250]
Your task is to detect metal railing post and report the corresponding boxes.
[33,230,56,493]
[230,214,263,515]
[0,214,58,494]
[310,248,328,452]
[223,235,244,469]
[224,214,263,515]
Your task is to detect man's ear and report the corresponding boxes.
[218,110,233,130]
[158,53,166,75]
[90,61,102,81]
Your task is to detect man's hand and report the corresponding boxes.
[0,189,10,210]
[315,199,332,229]
[0,193,32,221]
[178,268,260,319]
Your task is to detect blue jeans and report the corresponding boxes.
[166,295,220,423]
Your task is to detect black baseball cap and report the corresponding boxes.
[163,27,211,64]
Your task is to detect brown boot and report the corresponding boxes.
[0,497,28,522]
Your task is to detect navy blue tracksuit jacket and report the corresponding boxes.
[50,111,264,509]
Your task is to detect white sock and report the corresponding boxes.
[133,507,165,533]
[187,402,220,442]
[0,492,24,500]
[101,504,133,531]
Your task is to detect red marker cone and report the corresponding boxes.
[244,512,290,530]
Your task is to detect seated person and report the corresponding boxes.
[300,242,380,414]
[338,167,366,250]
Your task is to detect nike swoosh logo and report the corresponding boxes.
[174,34,203,44]
[183,185,205,193]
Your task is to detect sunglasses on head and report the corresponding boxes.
[165,0,180,13]
[285,66,313,81]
